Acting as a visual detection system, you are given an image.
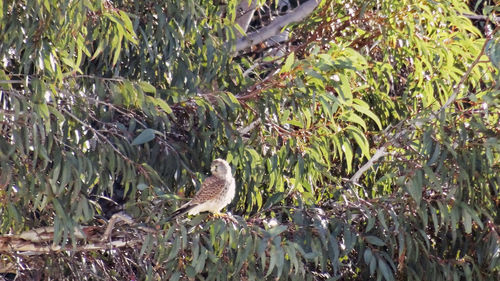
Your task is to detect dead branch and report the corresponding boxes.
[235,0,320,52]
[0,212,152,255]
[235,0,258,38]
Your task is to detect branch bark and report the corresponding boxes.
[234,0,320,52]
[0,212,151,255]
[462,13,500,22]
[234,0,258,38]
[350,146,387,183]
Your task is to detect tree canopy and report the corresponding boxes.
[0,0,499,280]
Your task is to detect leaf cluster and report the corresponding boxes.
[0,0,499,280]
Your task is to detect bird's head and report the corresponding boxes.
[210,158,231,178]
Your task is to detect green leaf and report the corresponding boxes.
[139,234,153,256]
[267,225,287,237]
[370,254,377,275]
[139,81,156,94]
[169,272,181,281]
[91,40,106,60]
[341,111,367,131]
[486,39,500,70]
[365,235,386,246]
[366,216,375,232]
[167,236,181,261]
[340,137,353,173]
[352,100,382,130]
[112,39,122,66]
[407,177,422,205]
[153,98,173,114]
[280,52,295,73]
[335,74,352,105]
[234,23,247,37]
[48,105,65,123]
[347,125,370,159]
[462,206,472,234]
[118,10,138,44]
[131,128,156,145]
[36,103,50,119]
[7,203,22,225]
[363,248,373,264]
[137,183,148,191]
[194,248,207,273]
[378,258,394,281]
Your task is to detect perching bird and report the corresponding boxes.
[168,159,236,220]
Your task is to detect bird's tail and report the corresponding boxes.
[165,204,197,221]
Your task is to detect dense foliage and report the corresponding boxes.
[0,0,499,280]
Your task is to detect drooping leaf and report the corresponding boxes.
[131,128,156,145]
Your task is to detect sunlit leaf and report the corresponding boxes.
[280,52,295,73]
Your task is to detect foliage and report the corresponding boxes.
[0,0,499,280]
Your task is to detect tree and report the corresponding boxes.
[0,0,499,280]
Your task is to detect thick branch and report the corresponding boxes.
[234,0,258,38]
[0,239,142,254]
[0,212,150,255]
[235,0,320,52]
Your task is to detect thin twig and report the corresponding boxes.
[0,80,23,84]
[71,75,125,82]
[350,26,499,183]
[86,96,148,129]
[438,25,499,114]
[62,108,133,164]
[462,13,500,22]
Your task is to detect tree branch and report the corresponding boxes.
[350,146,387,183]
[0,212,150,255]
[462,13,500,22]
[234,0,258,38]
[438,25,499,114]
[350,27,499,183]
[234,0,320,52]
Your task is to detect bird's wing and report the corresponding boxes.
[190,176,226,204]
[166,176,225,221]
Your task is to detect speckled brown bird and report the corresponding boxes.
[168,159,236,220]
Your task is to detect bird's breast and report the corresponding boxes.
[221,178,236,206]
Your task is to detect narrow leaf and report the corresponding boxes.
[132,128,155,145]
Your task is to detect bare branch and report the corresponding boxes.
[350,27,499,183]
[350,147,387,183]
[462,13,500,22]
[237,119,261,135]
[100,212,134,242]
[235,0,320,52]
[0,212,152,255]
[235,0,258,38]
[438,25,499,114]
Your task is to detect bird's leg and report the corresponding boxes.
[210,211,225,219]
[207,212,236,223]
[212,212,237,224]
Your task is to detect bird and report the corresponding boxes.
[167,159,236,220]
